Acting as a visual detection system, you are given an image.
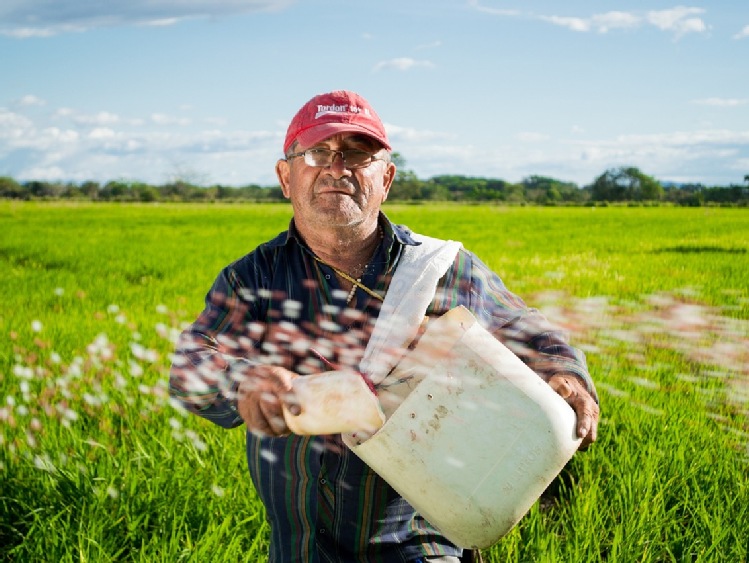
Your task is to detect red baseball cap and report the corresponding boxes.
[283,90,391,154]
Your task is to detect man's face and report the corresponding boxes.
[275,133,396,230]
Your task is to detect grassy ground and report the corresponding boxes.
[1,202,747,562]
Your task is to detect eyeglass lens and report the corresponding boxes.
[305,149,373,168]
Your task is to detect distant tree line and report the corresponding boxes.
[1,157,747,206]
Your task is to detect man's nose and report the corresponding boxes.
[327,152,351,178]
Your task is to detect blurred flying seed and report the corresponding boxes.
[331,290,348,301]
[260,449,278,463]
[322,304,340,315]
[129,360,144,377]
[13,365,33,379]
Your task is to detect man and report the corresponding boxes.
[169,90,599,563]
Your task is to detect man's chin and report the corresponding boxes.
[311,202,363,224]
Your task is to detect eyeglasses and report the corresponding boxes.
[286,148,388,169]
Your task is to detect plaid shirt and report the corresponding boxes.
[169,214,596,563]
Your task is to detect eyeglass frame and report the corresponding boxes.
[285,147,390,170]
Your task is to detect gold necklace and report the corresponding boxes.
[313,227,385,304]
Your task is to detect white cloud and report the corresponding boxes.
[3,99,746,188]
[0,101,284,184]
[590,11,640,33]
[73,111,121,126]
[89,128,116,140]
[401,126,749,186]
[542,12,641,34]
[646,7,707,38]
[463,3,710,39]
[542,16,590,33]
[16,95,46,107]
[372,58,435,73]
[0,0,294,37]
[692,98,749,107]
[0,108,34,141]
[466,1,520,17]
[51,108,153,127]
[140,18,181,28]
[733,24,749,39]
[540,7,706,38]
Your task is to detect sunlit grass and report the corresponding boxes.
[1,202,747,561]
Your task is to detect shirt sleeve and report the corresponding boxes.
[431,248,598,402]
[169,265,259,429]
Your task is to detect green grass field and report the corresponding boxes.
[1,202,747,562]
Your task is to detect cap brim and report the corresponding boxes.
[293,123,391,152]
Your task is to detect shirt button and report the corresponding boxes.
[325,274,331,279]
[320,478,327,485]
[319,528,326,535]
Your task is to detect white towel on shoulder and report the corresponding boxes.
[361,234,462,384]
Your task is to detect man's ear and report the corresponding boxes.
[381,161,396,203]
[276,159,292,199]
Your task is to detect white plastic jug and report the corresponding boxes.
[343,306,582,549]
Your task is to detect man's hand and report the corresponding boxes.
[548,373,599,449]
[237,366,300,437]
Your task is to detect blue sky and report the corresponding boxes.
[1,0,748,187]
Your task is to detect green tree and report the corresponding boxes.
[81,181,101,200]
[0,176,24,199]
[389,153,424,200]
[591,167,663,202]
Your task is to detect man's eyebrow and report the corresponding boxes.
[345,134,381,148]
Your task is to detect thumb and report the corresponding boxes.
[548,375,573,399]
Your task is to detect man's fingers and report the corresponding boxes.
[548,374,599,448]
[237,368,299,437]
[258,395,289,436]
[548,376,573,399]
